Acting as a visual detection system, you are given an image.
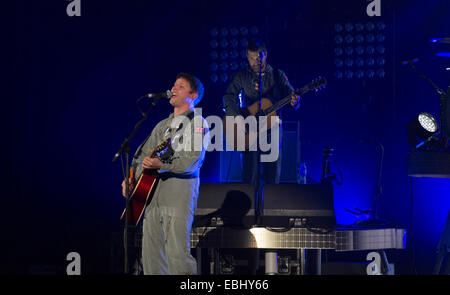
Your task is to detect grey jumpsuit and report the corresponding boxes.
[131,109,208,274]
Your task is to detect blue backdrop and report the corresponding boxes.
[4,0,450,274]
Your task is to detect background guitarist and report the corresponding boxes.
[223,39,301,187]
[121,73,208,275]
[223,39,301,275]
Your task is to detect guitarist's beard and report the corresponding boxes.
[251,63,266,74]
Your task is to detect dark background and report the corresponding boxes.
[3,0,450,274]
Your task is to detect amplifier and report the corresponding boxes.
[193,183,256,228]
[261,184,336,229]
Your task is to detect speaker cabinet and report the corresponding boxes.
[261,184,336,229]
[194,183,256,228]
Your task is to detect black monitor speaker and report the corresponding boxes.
[193,183,256,228]
[261,184,336,229]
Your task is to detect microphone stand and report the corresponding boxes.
[112,95,164,274]
[256,52,264,220]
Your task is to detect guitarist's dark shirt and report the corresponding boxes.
[223,64,294,117]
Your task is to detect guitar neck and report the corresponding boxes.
[262,85,309,115]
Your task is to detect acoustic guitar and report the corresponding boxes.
[120,138,172,226]
[224,76,327,150]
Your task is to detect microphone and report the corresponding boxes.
[401,58,419,66]
[143,90,173,99]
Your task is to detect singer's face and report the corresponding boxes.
[170,78,196,107]
[247,50,267,73]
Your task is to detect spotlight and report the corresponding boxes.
[210,40,218,48]
[376,57,385,66]
[355,46,364,55]
[219,62,228,71]
[240,49,247,59]
[230,61,238,71]
[345,46,354,55]
[210,28,219,37]
[334,35,343,44]
[345,70,353,79]
[355,22,364,31]
[210,51,218,59]
[376,33,385,42]
[345,58,354,67]
[344,22,354,32]
[366,57,375,66]
[230,27,239,36]
[240,27,248,36]
[334,23,343,32]
[344,34,354,44]
[366,33,375,43]
[356,57,364,67]
[210,62,218,71]
[366,22,375,31]
[220,73,228,83]
[229,50,238,59]
[230,38,239,48]
[220,39,229,48]
[366,69,375,78]
[250,26,259,35]
[355,70,364,79]
[376,45,385,54]
[376,21,386,31]
[220,51,228,59]
[221,28,229,37]
[355,34,364,43]
[210,73,218,83]
[408,112,438,148]
[376,68,385,78]
[334,47,343,56]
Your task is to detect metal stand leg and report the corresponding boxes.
[433,209,450,274]
[265,251,278,275]
[298,249,307,275]
[378,250,391,275]
[315,249,322,275]
[196,247,202,275]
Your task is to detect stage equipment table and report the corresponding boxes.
[191,227,406,274]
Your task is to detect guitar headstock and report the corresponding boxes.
[308,76,327,93]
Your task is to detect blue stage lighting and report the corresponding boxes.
[210,27,219,37]
[334,47,343,56]
[334,35,343,44]
[230,27,239,36]
[334,23,343,32]
[220,27,228,37]
[210,51,218,60]
[345,46,354,55]
[345,22,354,32]
[355,22,364,31]
[220,39,228,48]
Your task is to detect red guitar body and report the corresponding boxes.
[120,137,172,225]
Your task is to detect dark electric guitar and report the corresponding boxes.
[120,138,172,226]
[224,76,327,150]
